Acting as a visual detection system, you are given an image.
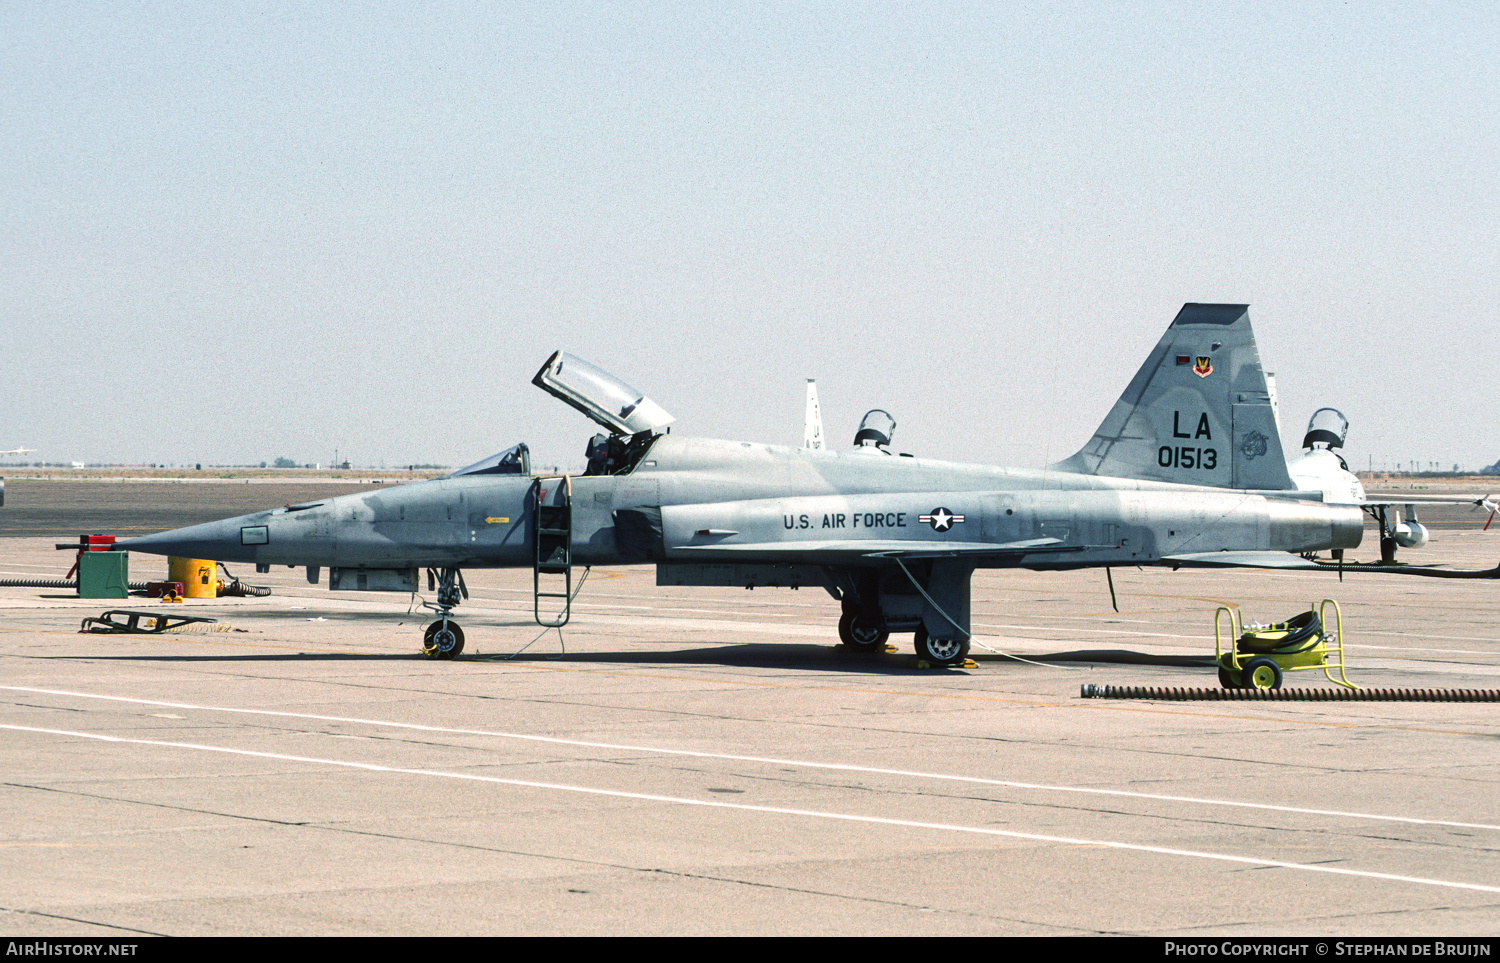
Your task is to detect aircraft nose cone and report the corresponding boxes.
[117,517,251,561]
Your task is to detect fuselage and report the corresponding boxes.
[120,434,1365,572]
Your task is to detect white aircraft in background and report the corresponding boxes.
[1166,405,1496,573]
[1281,408,1495,564]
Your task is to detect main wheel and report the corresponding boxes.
[423,619,465,660]
[1243,656,1282,690]
[838,611,889,652]
[913,626,970,667]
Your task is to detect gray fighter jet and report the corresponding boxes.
[117,304,1486,665]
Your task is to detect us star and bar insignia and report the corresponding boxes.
[919,508,965,532]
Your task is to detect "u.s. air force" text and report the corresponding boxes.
[784,513,908,530]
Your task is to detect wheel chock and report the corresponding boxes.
[906,657,978,670]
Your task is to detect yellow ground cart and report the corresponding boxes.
[1215,599,1357,690]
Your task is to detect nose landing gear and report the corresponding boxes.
[420,567,468,660]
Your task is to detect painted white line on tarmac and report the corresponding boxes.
[4,721,1497,897]
[5,685,1497,833]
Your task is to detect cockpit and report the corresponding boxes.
[852,409,897,453]
[1300,407,1351,472]
[534,351,674,476]
[450,352,675,480]
[1302,408,1349,450]
[448,443,531,478]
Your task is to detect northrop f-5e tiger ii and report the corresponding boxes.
[120,304,1496,665]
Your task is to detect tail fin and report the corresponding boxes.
[803,379,825,450]
[1051,304,1293,490]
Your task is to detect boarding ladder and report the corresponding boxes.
[532,474,574,627]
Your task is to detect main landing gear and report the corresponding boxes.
[421,567,468,660]
[839,619,969,667]
[913,626,970,668]
[838,611,890,652]
[836,562,974,667]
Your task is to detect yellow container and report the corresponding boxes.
[168,556,218,599]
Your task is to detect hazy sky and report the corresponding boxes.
[3,2,1496,472]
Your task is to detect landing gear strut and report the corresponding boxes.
[421,567,468,660]
[1376,506,1396,565]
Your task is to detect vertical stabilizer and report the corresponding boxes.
[803,379,825,450]
[1051,304,1293,490]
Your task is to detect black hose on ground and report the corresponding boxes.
[216,563,272,597]
[0,578,81,589]
[1081,684,1500,702]
[0,578,153,591]
[0,577,269,596]
[219,580,272,597]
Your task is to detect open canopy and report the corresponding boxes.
[532,352,674,436]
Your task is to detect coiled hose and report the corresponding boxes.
[0,578,151,591]
[219,579,272,597]
[1082,684,1500,702]
[0,577,268,596]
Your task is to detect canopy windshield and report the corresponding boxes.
[532,352,674,435]
[448,443,531,478]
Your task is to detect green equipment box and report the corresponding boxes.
[78,551,129,599]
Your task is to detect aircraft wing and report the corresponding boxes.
[670,537,1070,561]
[1357,493,1499,533]
[1164,551,1500,578]
[1359,493,1496,509]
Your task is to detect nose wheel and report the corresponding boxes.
[423,618,465,659]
